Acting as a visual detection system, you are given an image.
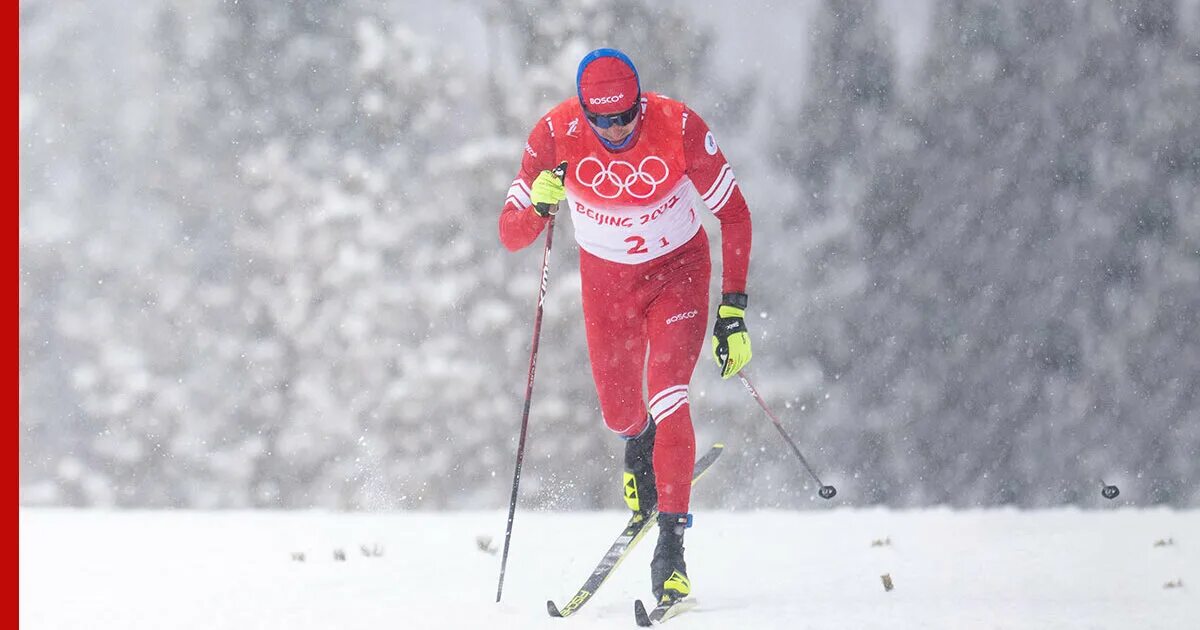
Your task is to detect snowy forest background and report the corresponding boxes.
[19,0,1200,510]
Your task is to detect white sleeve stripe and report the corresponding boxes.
[702,168,738,213]
[701,164,733,201]
[710,180,738,213]
[707,177,736,211]
[649,384,688,408]
[507,181,531,207]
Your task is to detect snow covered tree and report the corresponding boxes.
[764,0,908,506]
[850,0,1200,506]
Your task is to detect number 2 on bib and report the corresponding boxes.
[624,235,670,255]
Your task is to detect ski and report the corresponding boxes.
[634,597,696,626]
[546,443,724,618]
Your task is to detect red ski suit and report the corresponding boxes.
[499,93,751,514]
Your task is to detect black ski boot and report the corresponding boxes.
[622,417,657,516]
[651,512,691,604]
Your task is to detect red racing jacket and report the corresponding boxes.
[499,92,750,294]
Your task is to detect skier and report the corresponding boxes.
[499,48,752,606]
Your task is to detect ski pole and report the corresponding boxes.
[496,162,567,603]
[737,370,837,499]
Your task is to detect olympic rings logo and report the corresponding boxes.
[574,156,670,200]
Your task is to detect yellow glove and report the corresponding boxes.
[530,162,568,217]
[711,295,751,379]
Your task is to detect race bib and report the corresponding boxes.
[565,176,703,264]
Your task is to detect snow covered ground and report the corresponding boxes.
[19,508,1197,629]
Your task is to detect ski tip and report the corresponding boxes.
[547,600,563,617]
[633,599,651,627]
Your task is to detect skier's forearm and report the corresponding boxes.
[499,205,550,252]
[716,201,751,294]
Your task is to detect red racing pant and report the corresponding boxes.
[580,228,711,515]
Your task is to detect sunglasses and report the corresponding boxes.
[585,101,641,129]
